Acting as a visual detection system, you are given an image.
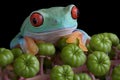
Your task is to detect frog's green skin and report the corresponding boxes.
[10,4,90,51]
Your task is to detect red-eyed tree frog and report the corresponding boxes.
[10,4,91,55]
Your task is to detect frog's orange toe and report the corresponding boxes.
[79,43,88,52]
[66,36,76,43]
[66,31,81,43]
[66,31,88,52]
[24,36,39,55]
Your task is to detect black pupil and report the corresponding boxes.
[33,18,37,24]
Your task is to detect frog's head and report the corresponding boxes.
[21,4,79,36]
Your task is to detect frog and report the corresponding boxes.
[10,4,91,55]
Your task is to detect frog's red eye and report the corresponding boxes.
[71,6,79,19]
[30,12,43,27]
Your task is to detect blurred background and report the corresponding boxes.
[0,0,119,48]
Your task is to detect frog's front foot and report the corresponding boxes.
[19,36,39,55]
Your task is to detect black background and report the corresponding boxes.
[0,0,119,48]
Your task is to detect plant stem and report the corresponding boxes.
[26,74,50,80]
[3,69,10,80]
[39,55,45,75]
[0,67,2,79]
[89,72,96,80]
[19,77,26,80]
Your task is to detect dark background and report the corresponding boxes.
[0,0,119,48]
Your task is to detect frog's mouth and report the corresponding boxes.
[25,27,77,43]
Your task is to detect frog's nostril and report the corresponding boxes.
[54,20,58,24]
[51,18,62,26]
[52,19,59,25]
